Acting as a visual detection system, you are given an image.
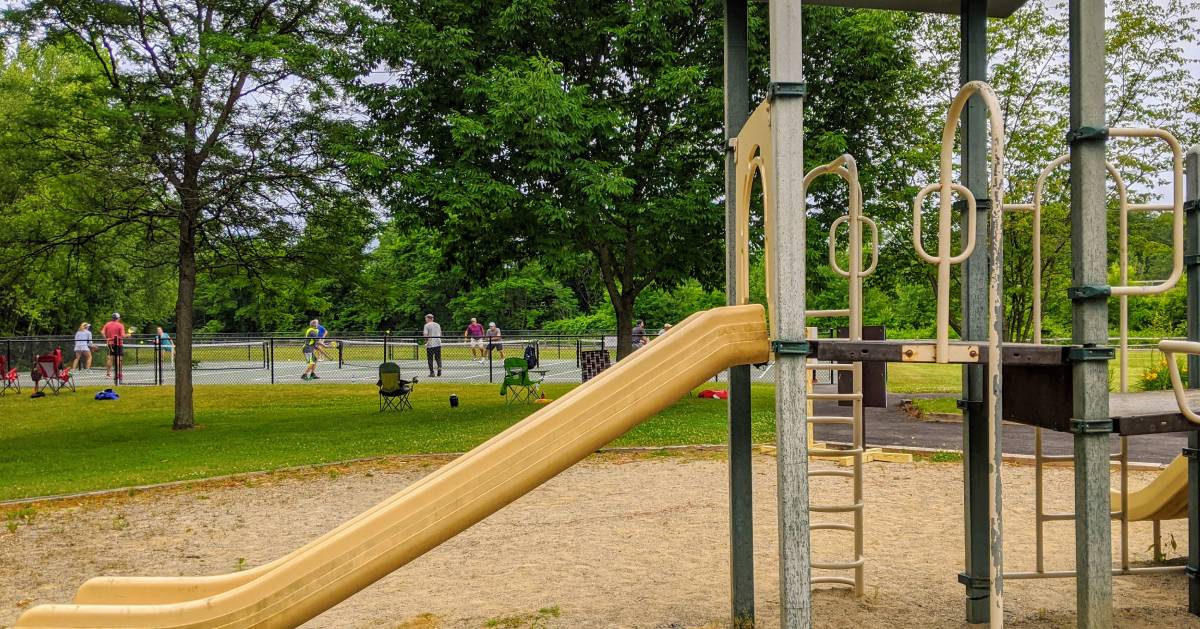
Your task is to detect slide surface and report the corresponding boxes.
[17,305,770,628]
[1111,454,1189,522]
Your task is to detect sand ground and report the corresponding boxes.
[1,452,1196,628]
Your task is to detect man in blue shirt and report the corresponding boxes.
[315,320,332,362]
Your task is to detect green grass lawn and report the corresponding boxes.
[0,382,776,501]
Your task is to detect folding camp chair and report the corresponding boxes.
[0,355,19,396]
[377,362,416,411]
[34,349,74,394]
[500,357,544,404]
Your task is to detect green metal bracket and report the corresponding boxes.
[771,340,810,357]
[1184,447,1200,459]
[951,198,992,212]
[957,572,990,590]
[1185,199,1200,213]
[767,81,807,102]
[1069,418,1114,435]
[1187,254,1200,268]
[1067,284,1111,301]
[1068,345,1115,362]
[1066,126,1109,145]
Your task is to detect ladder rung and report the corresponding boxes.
[806,363,856,371]
[808,309,850,318]
[814,558,866,570]
[812,576,857,587]
[809,393,862,401]
[1039,454,1075,463]
[1041,511,1122,522]
[813,502,864,513]
[812,523,857,532]
[812,448,863,457]
[809,416,854,425]
[810,469,856,478]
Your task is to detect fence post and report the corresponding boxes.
[338,339,344,369]
[269,338,275,385]
[576,339,581,368]
[384,334,389,363]
[489,348,494,384]
[155,336,161,386]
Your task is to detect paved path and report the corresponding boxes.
[811,390,1189,465]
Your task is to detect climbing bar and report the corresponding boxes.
[1160,340,1200,425]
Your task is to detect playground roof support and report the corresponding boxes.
[1184,149,1200,613]
[1068,0,1115,624]
[767,0,812,626]
[957,0,995,624]
[722,0,756,626]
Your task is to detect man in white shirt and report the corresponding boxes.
[423,314,443,377]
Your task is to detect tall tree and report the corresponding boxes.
[7,1,365,428]
[356,0,728,358]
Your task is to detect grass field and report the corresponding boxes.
[0,382,775,501]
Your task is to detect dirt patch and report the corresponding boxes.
[0,453,1193,628]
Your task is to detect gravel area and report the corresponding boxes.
[1,452,1195,628]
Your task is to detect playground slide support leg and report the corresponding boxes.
[724,1,755,624]
[957,0,992,622]
[1069,0,1114,623]
[768,0,810,626]
[1185,148,1200,615]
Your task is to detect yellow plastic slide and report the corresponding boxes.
[16,305,770,628]
[1111,454,1189,522]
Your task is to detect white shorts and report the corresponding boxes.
[470,338,484,348]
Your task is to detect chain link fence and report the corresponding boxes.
[0,333,662,390]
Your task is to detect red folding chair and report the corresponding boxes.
[0,355,19,396]
[34,349,74,394]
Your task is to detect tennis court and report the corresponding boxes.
[3,337,618,388]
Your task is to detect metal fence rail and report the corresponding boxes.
[0,333,658,389]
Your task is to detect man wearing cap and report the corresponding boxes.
[423,314,442,377]
[485,321,505,360]
[102,313,126,383]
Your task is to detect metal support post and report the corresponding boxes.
[1185,148,1200,615]
[724,0,754,625]
[269,338,275,385]
[957,0,992,623]
[769,0,810,626]
[1069,0,1113,623]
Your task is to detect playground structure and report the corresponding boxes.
[12,1,1200,629]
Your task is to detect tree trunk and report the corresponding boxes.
[173,209,197,431]
[613,294,635,360]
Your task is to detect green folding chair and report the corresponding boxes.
[500,357,543,403]
[377,362,416,411]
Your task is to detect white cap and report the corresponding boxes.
[488,322,495,326]
[425,313,434,319]
[112,312,120,319]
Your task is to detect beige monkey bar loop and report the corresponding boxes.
[911,80,1006,365]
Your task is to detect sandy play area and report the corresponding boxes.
[1,451,1196,628]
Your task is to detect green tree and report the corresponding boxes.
[8,1,365,428]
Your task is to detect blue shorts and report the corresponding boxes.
[304,349,316,365]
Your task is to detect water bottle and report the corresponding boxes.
[449,394,459,408]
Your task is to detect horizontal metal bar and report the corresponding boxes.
[812,576,857,587]
[1005,566,1186,580]
[811,448,863,457]
[1004,203,1036,212]
[1127,203,1174,212]
[807,309,851,318]
[810,469,856,478]
[805,363,856,371]
[1039,454,1076,463]
[809,393,862,401]
[813,559,866,570]
[812,502,865,513]
[809,416,854,425]
[1040,511,1122,522]
[811,523,857,532]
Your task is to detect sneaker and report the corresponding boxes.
[429,372,435,377]
[437,370,442,377]
[310,374,320,380]
[301,374,310,381]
